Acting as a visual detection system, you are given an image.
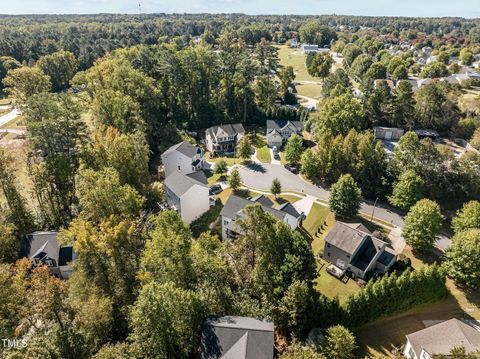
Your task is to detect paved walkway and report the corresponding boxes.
[0,108,20,128]
[292,195,316,216]
[296,94,319,110]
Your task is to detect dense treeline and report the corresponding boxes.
[344,265,448,328]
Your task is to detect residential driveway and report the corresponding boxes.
[238,163,404,227]
[0,108,20,127]
[292,195,316,216]
[296,94,319,110]
[388,226,406,253]
[270,148,281,165]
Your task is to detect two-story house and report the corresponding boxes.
[161,141,204,178]
[205,124,245,155]
[21,231,77,279]
[404,319,480,359]
[266,120,304,148]
[220,194,304,240]
[323,222,397,279]
[163,170,210,224]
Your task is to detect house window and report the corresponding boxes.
[409,347,416,359]
[177,165,181,170]
[224,220,228,225]
[327,244,331,248]
[327,252,330,257]
[347,255,350,259]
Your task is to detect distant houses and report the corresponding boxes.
[220,194,304,241]
[161,141,211,223]
[373,127,404,141]
[404,318,480,359]
[323,222,397,280]
[21,231,76,279]
[265,119,304,148]
[201,315,274,359]
[302,44,319,54]
[205,123,245,155]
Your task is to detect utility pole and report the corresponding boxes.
[370,197,379,222]
[138,1,142,15]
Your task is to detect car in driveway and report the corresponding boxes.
[284,164,298,174]
[209,184,223,195]
[273,153,280,160]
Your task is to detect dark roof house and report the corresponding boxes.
[201,316,274,359]
[323,222,397,279]
[21,231,76,279]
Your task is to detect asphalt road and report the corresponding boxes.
[0,108,20,127]
[237,162,405,227]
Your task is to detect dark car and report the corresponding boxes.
[273,153,280,160]
[209,184,223,195]
[285,164,298,173]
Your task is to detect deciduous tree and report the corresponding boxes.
[329,174,362,218]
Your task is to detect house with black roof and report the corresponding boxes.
[220,194,304,240]
[201,315,274,359]
[323,222,397,279]
[21,231,76,279]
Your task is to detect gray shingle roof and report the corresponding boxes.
[221,195,302,222]
[407,319,480,357]
[206,123,245,141]
[251,195,274,208]
[164,170,208,197]
[274,202,301,218]
[201,316,274,359]
[21,231,60,265]
[266,120,304,133]
[324,222,372,255]
[163,141,201,158]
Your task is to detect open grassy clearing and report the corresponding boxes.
[296,83,323,99]
[255,146,271,163]
[458,88,480,113]
[276,45,317,82]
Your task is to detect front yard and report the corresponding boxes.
[255,146,271,163]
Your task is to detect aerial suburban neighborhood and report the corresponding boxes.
[0,2,480,359]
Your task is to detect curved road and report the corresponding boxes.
[237,162,404,227]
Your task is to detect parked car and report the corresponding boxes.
[272,146,278,154]
[285,164,298,173]
[209,184,223,195]
[273,153,280,160]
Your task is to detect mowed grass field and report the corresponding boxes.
[276,45,317,82]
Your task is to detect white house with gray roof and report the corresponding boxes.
[220,194,303,240]
[205,123,245,154]
[161,141,204,178]
[163,170,210,224]
[201,315,274,359]
[266,119,304,148]
[404,319,480,359]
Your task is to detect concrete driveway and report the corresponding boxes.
[270,148,281,165]
[238,162,404,227]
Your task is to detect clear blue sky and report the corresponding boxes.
[1,0,479,18]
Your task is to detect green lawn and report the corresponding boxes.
[276,45,318,82]
[204,169,226,185]
[205,152,239,166]
[296,83,323,99]
[302,203,336,254]
[190,201,223,237]
[256,146,271,163]
[315,259,360,304]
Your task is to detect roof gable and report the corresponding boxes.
[164,171,208,197]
